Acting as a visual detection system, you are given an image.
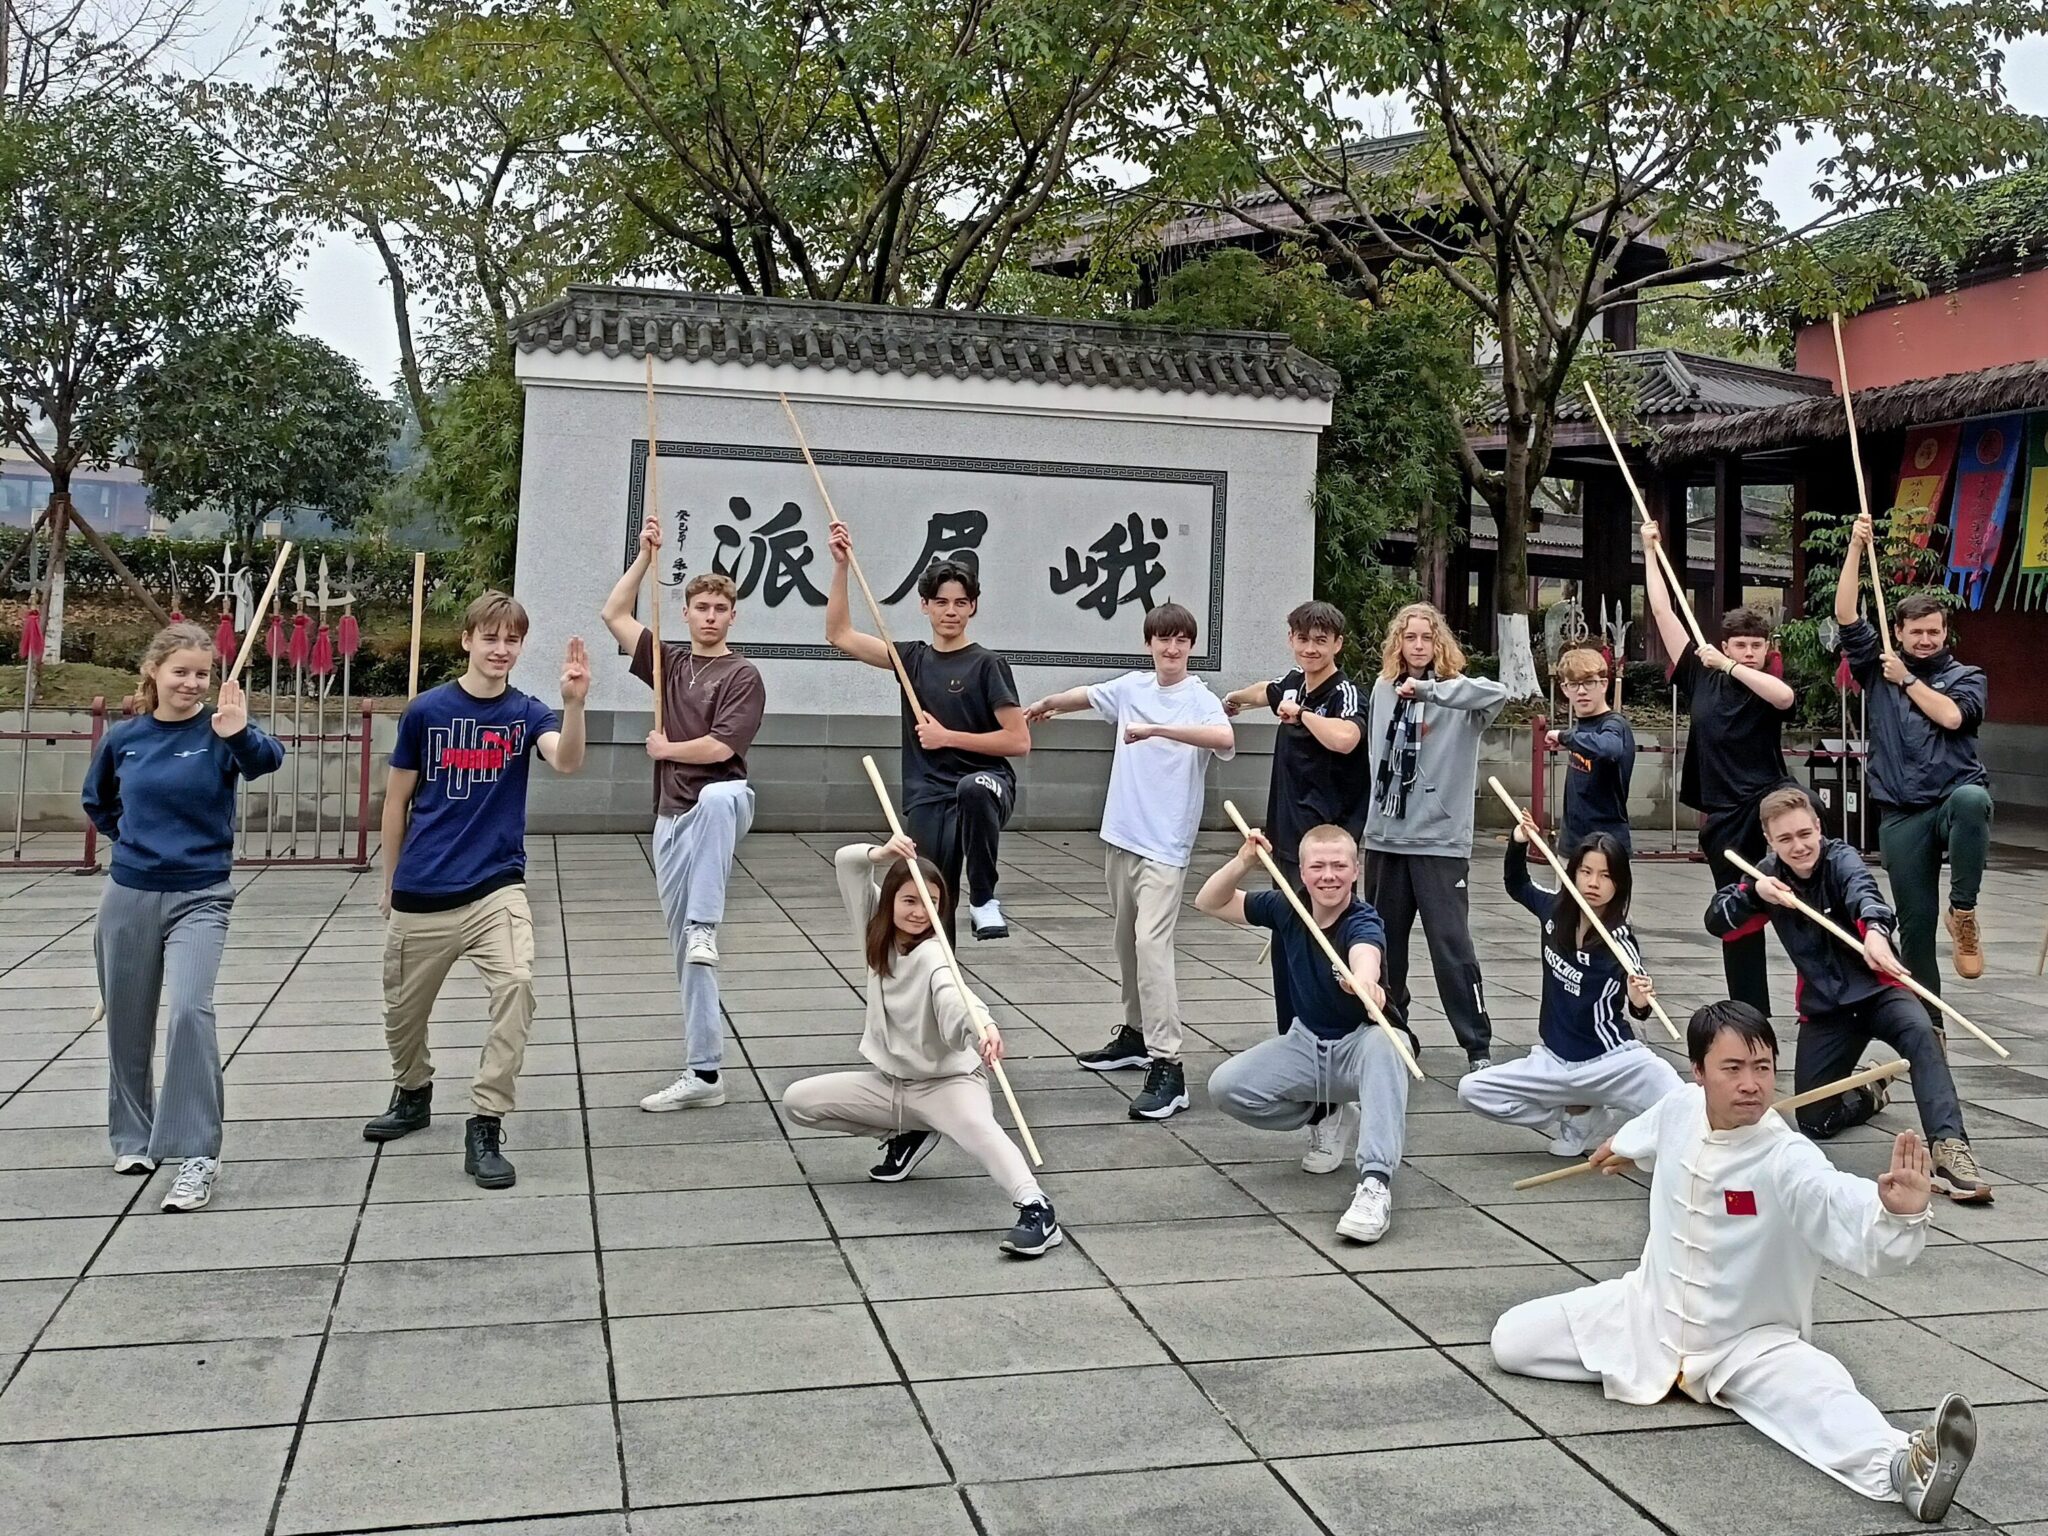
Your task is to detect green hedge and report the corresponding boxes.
[0,529,465,607]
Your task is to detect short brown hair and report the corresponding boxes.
[684,572,738,607]
[1298,823,1358,861]
[1557,646,1608,685]
[1759,786,1818,832]
[1721,606,1772,641]
[1287,600,1347,641]
[1143,601,1197,643]
[1894,592,1948,630]
[462,590,529,638]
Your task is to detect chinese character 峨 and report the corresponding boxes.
[712,497,826,607]
[1050,513,1168,618]
[884,510,989,603]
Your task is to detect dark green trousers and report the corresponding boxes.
[1878,783,1993,1019]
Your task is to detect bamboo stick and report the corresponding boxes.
[1583,383,1708,652]
[1829,314,1895,657]
[406,551,426,699]
[228,543,293,686]
[644,356,664,735]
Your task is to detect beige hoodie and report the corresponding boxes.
[835,844,987,1080]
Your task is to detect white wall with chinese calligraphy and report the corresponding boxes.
[513,339,1330,830]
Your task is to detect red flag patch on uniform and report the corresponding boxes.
[1725,1190,1758,1216]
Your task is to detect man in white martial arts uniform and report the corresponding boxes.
[1490,999,1979,1523]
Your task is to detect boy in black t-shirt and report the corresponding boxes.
[1642,516,1796,1020]
[827,521,1030,943]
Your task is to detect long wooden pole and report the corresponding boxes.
[1583,383,1708,652]
[1220,800,1423,1078]
[1512,1058,1909,1190]
[779,392,927,719]
[228,542,293,686]
[1727,851,2008,1058]
[643,356,665,734]
[1829,314,1896,657]
[405,551,426,699]
[1486,777,1680,1041]
[859,755,1041,1165]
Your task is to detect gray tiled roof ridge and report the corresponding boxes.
[512,284,1340,401]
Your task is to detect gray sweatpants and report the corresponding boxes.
[1208,1021,1413,1180]
[95,880,234,1161]
[653,780,755,1073]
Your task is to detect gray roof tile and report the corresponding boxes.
[1476,349,1832,427]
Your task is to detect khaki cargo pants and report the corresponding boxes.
[383,884,537,1117]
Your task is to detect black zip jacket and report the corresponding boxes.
[1704,837,1900,1016]
[1841,618,1989,812]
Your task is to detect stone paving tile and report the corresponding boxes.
[967,1463,1324,1536]
[0,1425,294,1536]
[0,1335,320,1441]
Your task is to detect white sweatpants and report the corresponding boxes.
[1491,1293,1908,1500]
[653,781,755,1073]
[1458,1041,1682,1132]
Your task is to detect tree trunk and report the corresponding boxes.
[1493,434,1540,697]
[40,493,69,665]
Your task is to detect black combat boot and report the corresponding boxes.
[363,1083,432,1142]
[463,1115,517,1189]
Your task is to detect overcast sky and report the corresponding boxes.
[183,6,2048,393]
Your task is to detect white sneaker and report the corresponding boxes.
[1547,1111,1596,1158]
[685,925,719,966]
[1335,1177,1392,1243]
[161,1157,218,1212]
[1302,1103,1359,1174]
[112,1154,157,1175]
[639,1070,728,1112]
[968,899,1008,939]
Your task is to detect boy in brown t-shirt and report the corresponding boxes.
[603,515,767,1111]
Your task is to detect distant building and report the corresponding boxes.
[0,448,152,535]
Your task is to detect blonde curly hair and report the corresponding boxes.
[1378,602,1468,682]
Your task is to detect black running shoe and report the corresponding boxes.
[1076,1026,1148,1072]
[1128,1058,1190,1120]
[868,1128,941,1183]
[999,1199,1063,1258]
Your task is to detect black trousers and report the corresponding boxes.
[906,772,1012,944]
[1364,851,1491,1059]
[1796,988,1966,1144]
[1700,798,1774,1021]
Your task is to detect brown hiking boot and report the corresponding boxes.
[1945,907,1985,980]
[1932,1139,1994,1204]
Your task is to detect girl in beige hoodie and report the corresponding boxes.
[780,838,1061,1256]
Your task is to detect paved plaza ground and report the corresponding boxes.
[1,829,2047,1535]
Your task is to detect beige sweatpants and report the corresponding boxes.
[782,1069,1040,1205]
[1106,847,1187,1059]
[382,884,537,1117]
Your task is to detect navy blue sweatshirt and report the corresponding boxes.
[1557,710,1636,851]
[1840,618,1989,812]
[82,709,285,891]
[1504,839,1652,1060]
[1704,838,1898,1017]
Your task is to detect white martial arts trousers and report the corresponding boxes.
[1457,1041,1682,1131]
[1492,1294,1907,1500]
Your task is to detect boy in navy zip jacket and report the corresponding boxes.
[83,622,285,1212]
[1705,787,1989,1203]
[1548,646,1636,852]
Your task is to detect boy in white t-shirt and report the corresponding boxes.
[1025,602,1236,1119]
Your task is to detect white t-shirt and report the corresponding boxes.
[1086,671,1235,868]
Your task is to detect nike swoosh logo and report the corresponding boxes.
[173,750,206,758]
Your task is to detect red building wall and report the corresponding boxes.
[1794,269,2048,389]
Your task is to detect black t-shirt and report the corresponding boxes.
[1264,667,1369,865]
[896,641,1020,809]
[1673,642,1791,814]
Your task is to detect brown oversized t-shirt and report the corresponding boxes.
[629,631,766,816]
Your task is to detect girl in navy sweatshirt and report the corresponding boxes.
[1456,824,1681,1155]
[82,623,284,1211]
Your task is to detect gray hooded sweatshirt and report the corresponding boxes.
[1362,673,1510,858]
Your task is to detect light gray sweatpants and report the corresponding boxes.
[1208,1021,1413,1180]
[95,880,234,1161]
[653,780,755,1073]
[1457,1041,1683,1131]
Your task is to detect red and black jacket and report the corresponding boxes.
[1704,839,1899,1017]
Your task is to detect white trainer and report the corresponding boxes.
[968,899,1008,939]
[639,1070,728,1112]
[161,1157,218,1212]
[1335,1177,1392,1243]
[112,1154,157,1176]
[1548,1110,1595,1158]
[1302,1102,1359,1175]
[685,925,719,966]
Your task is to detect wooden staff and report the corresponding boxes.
[228,542,293,686]
[1513,1058,1909,1190]
[1583,383,1709,653]
[780,392,928,720]
[406,551,426,699]
[643,356,665,734]
[1829,314,1895,657]
[860,755,1041,1166]
[1485,777,1680,1041]
[1727,851,2009,1058]
[1221,800,1423,1078]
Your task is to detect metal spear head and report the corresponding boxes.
[318,553,330,607]
[294,552,309,605]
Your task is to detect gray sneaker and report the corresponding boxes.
[161,1157,219,1212]
[1890,1393,1976,1522]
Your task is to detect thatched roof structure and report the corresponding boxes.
[1649,357,2048,464]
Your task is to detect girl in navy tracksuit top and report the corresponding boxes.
[81,623,284,1211]
[1456,827,1682,1155]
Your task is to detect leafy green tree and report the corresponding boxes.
[410,348,523,592]
[129,324,399,549]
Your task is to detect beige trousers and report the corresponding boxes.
[382,884,537,1117]
[1106,847,1187,1059]
[782,1070,1039,1205]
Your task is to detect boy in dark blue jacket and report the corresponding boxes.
[83,623,285,1212]
[1548,646,1636,852]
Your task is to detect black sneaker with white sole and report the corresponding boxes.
[1128,1059,1190,1120]
[999,1199,1062,1257]
[1077,1026,1149,1072]
[869,1128,942,1182]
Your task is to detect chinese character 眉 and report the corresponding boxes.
[711,497,826,606]
[1050,513,1169,618]
[883,510,989,603]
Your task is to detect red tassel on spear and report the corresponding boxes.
[338,610,359,659]
[310,623,333,678]
[1835,653,1860,694]
[19,607,43,660]
[288,613,310,668]
[213,612,236,661]
[266,611,285,658]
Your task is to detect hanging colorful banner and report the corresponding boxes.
[1889,423,1958,580]
[1946,414,2023,609]
[1996,413,2048,611]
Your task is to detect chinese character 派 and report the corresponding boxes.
[1050,513,1168,618]
[883,510,989,603]
[711,497,826,607]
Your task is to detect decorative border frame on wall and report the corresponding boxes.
[624,440,1228,670]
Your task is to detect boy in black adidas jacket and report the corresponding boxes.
[1706,786,1989,1203]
